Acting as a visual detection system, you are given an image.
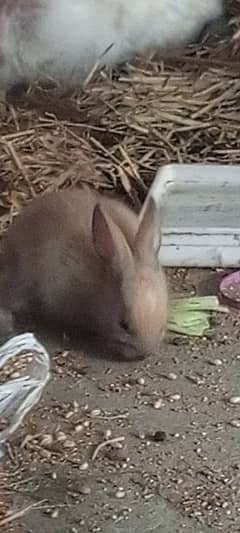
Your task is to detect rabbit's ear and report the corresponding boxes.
[134,197,161,269]
[92,204,133,275]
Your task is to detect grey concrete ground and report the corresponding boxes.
[1,271,240,533]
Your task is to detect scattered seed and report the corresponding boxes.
[137,377,145,385]
[51,509,59,519]
[229,396,240,405]
[63,439,76,449]
[168,372,178,380]
[40,434,53,448]
[39,448,51,459]
[169,393,181,402]
[65,411,74,419]
[79,462,89,471]
[52,472,57,480]
[209,358,223,366]
[153,399,164,409]
[80,485,91,495]
[74,424,84,433]
[230,419,240,428]
[104,429,112,439]
[115,489,126,499]
[73,401,79,411]
[90,409,101,418]
[55,431,67,442]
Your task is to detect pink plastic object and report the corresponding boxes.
[220,271,240,310]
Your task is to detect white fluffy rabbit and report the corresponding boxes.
[0,187,168,360]
[0,0,224,95]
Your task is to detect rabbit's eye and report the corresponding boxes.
[120,319,130,333]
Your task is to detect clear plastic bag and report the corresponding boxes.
[0,333,50,454]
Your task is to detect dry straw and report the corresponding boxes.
[0,3,239,231]
[0,8,239,230]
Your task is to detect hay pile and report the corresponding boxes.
[0,1,240,230]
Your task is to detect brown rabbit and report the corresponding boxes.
[0,187,168,359]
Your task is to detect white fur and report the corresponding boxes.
[0,0,223,89]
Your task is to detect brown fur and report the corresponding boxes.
[0,187,168,359]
